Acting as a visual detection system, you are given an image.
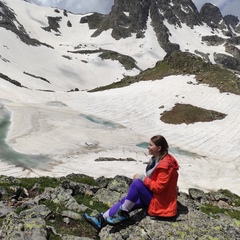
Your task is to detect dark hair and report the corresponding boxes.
[151,135,169,155]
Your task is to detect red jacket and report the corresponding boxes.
[143,154,179,217]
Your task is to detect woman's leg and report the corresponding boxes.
[83,179,152,229]
[105,179,153,217]
[125,179,153,206]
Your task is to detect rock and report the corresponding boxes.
[199,3,229,32]
[0,174,239,239]
[61,211,82,220]
[19,205,51,218]
[214,53,240,72]
[225,44,240,59]
[107,175,131,193]
[1,212,47,239]
[202,35,225,46]
[224,15,240,34]
[0,2,52,48]
[93,188,122,207]
[0,202,14,217]
[0,186,7,197]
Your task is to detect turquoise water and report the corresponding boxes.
[0,104,52,169]
[80,114,122,128]
[137,141,201,158]
[136,142,149,148]
[0,102,199,170]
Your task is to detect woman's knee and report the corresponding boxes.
[131,179,144,189]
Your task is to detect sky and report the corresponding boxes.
[27,0,240,17]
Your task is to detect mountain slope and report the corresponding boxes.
[1,0,240,92]
[0,0,240,195]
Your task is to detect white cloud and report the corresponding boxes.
[27,0,239,17]
[28,0,114,14]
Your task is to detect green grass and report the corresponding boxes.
[40,194,107,239]
[160,103,227,124]
[89,51,240,95]
[69,49,139,70]
[20,177,61,191]
[99,50,138,70]
[42,199,99,239]
[200,189,240,220]
[63,174,99,186]
[200,204,240,220]
[74,194,108,213]
[218,189,240,206]
[0,175,107,239]
[88,51,239,125]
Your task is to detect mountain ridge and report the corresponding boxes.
[1,0,240,92]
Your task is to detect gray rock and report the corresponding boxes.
[0,212,47,239]
[214,53,240,72]
[93,188,123,207]
[19,204,51,218]
[62,235,94,240]
[0,174,239,239]
[225,44,240,59]
[61,211,82,220]
[202,35,225,46]
[0,201,14,218]
[107,175,131,193]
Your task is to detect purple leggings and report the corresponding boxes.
[109,179,153,217]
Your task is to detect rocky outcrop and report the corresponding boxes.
[0,2,52,48]
[224,15,240,34]
[154,0,201,28]
[202,35,225,46]
[0,73,23,87]
[200,34,240,72]
[42,16,62,33]
[80,0,240,58]
[214,53,240,72]
[0,174,239,239]
[80,0,200,54]
[225,44,240,59]
[199,3,232,36]
[226,36,240,46]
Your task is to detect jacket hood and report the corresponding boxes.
[157,154,179,170]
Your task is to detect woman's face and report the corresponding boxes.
[148,140,161,157]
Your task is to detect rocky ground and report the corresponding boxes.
[0,174,239,239]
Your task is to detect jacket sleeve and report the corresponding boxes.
[143,168,172,193]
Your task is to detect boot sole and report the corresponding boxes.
[82,213,102,231]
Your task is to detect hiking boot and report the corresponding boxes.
[106,206,130,225]
[83,212,105,231]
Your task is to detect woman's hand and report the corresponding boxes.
[133,174,141,180]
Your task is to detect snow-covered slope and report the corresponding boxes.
[1,0,166,91]
[0,0,239,195]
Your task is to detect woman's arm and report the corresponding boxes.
[143,168,172,193]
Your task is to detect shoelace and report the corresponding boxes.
[118,209,129,217]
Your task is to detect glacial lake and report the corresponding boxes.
[0,103,201,170]
[0,103,52,169]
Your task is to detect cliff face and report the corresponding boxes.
[80,0,240,70]
[1,0,240,75]
[0,174,239,239]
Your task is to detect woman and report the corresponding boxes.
[83,135,179,231]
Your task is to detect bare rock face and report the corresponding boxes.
[214,53,240,72]
[225,44,240,59]
[224,15,240,34]
[0,2,52,47]
[81,0,201,54]
[80,0,239,59]
[199,3,229,35]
